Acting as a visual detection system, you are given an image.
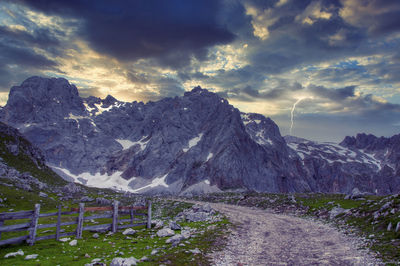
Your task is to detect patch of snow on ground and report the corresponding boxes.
[131,174,169,193]
[116,139,136,150]
[204,180,210,185]
[206,153,213,161]
[183,133,203,152]
[116,136,149,151]
[51,166,135,192]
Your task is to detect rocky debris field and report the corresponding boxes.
[189,191,400,264]
[0,199,229,265]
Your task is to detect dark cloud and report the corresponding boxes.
[0,42,58,88]
[309,84,355,100]
[339,0,400,37]
[13,0,236,69]
[0,26,60,50]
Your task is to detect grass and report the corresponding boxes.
[0,199,231,265]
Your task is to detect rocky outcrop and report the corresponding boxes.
[285,135,400,194]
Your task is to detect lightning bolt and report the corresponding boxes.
[290,98,305,135]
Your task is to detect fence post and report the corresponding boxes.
[130,204,134,225]
[28,204,40,245]
[76,203,85,239]
[147,201,152,229]
[56,205,61,241]
[0,220,3,239]
[112,200,119,233]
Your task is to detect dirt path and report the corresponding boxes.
[206,203,382,266]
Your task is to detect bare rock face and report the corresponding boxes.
[1,76,399,195]
[285,134,400,195]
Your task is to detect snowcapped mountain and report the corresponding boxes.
[1,76,399,195]
[285,135,400,194]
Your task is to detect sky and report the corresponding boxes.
[0,0,400,142]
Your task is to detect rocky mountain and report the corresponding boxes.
[1,76,399,195]
[0,120,67,196]
[285,135,400,194]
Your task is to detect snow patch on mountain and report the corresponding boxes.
[183,133,203,152]
[116,136,149,151]
[131,174,169,193]
[51,166,135,192]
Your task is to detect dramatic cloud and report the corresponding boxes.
[1,0,400,141]
[12,0,235,68]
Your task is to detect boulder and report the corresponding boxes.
[25,254,38,260]
[329,207,347,219]
[166,234,185,244]
[189,248,201,254]
[122,228,137,235]
[69,239,77,246]
[156,228,175,237]
[96,197,111,205]
[4,249,24,258]
[62,183,82,194]
[110,257,138,266]
[181,229,191,239]
[80,196,94,202]
[387,222,392,231]
[169,221,181,230]
[185,211,209,222]
[152,219,163,229]
[39,192,48,198]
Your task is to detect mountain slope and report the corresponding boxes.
[285,135,399,194]
[0,77,309,194]
[1,76,399,195]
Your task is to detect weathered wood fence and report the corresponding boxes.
[0,200,151,246]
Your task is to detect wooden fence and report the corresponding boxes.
[0,200,151,246]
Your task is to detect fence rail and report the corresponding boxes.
[0,200,151,246]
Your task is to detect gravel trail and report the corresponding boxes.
[206,203,381,266]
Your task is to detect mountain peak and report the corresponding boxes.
[3,76,85,123]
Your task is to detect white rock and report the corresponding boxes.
[122,228,137,235]
[189,248,201,254]
[110,257,138,266]
[25,254,38,260]
[4,249,24,258]
[92,233,99,239]
[329,207,347,219]
[181,230,191,239]
[39,192,48,198]
[166,234,184,244]
[156,228,175,237]
[59,237,70,242]
[387,222,392,231]
[69,239,77,246]
[150,249,159,255]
